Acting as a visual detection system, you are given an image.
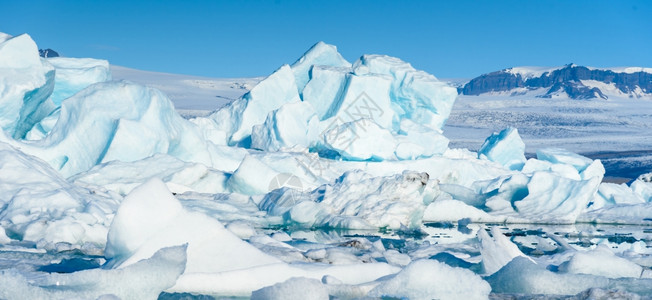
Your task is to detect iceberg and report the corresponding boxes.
[201,41,457,160]
[0,81,212,177]
[478,127,526,170]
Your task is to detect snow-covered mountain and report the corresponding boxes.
[460,64,652,99]
[38,48,59,57]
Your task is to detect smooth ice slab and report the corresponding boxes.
[478,127,526,170]
[105,178,281,272]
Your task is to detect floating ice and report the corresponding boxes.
[478,127,526,170]
[260,170,437,229]
[0,142,118,249]
[251,277,329,300]
[368,259,491,300]
[558,245,643,278]
[104,178,281,272]
[487,256,610,295]
[478,226,533,275]
[0,246,186,300]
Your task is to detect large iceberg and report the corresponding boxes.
[198,41,457,160]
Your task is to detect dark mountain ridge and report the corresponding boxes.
[460,64,651,99]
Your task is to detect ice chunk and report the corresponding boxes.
[368,259,491,300]
[478,226,533,275]
[261,170,437,229]
[487,256,610,295]
[558,245,643,278]
[170,260,399,297]
[478,127,526,170]
[578,202,652,225]
[595,182,646,207]
[46,57,112,105]
[105,178,281,273]
[0,142,118,249]
[513,171,601,223]
[423,199,504,223]
[210,64,301,145]
[290,41,351,93]
[631,174,652,202]
[0,33,56,138]
[353,54,458,131]
[0,246,186,300]
[227,155,287,195]
[251,277,329,300]
[537,148,593,173]
[0,81,212,177]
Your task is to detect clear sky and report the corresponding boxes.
[2,0,651,79]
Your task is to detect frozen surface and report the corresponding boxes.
[111,65,261,114]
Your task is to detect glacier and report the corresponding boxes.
[1,31,651,298]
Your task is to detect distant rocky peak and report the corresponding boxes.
[461,64,651,100]
[38,48,59,58]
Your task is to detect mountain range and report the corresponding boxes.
[459,64,652,100]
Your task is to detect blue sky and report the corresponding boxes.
[2,0,650,78]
